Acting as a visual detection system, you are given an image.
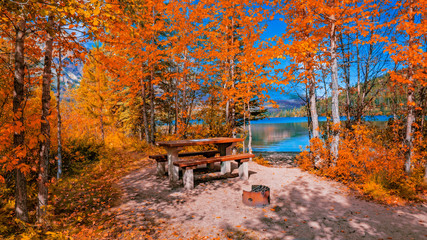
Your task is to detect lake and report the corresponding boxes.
[250,116,391,153]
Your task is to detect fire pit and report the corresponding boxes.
[242,185,270,207]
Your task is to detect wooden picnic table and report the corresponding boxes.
[157,137,244,185]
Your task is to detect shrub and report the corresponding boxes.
[297,123,426,203]
[50,137,105,178]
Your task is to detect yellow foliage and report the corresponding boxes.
[362,178,393,203]
[253,156,269,166]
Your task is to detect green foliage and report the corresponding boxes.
[50,137,105,178]
[196,97,231,138]
[267,107,307,117]
[235,98,267,127]
[278,74,410,118]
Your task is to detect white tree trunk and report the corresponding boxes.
[330,15,340,164]
[404,2,415,175]
[309,75,319,139]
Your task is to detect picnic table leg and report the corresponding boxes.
[183,167,195,190]
[238,161,249,180]
[167,147,182,184]
[156,161,166,176]
[217,143,234,174]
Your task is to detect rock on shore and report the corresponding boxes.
[255,152,300,168]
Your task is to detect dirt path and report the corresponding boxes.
[114,160,426,240]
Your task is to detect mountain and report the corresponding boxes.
[61,60,83,88]
[264,88,306,113]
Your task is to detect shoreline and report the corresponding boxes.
[254,151,299,168]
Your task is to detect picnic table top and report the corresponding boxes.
[157,137,244,148]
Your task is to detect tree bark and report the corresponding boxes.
[339,34,351,127]
[243,102,246,153]
[308,68,321,168]
[306,85,312,140]
[174,78,179,135]
[309,76,319,139]
[182,52,188,136]
[56,37,63,179]
[404,2,415,175]
[140,77,149,143]
[330,14,340,163]
[149,5,156,143]
[230,17,236,138]
[14,19,29,222]
[404,76,414,175]
[248,100,253,156]
[356,35,362,124]
[37,15,54,224]
[149,67,155,144]
[321,65,331,140]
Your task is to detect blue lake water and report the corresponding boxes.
[251,116,391,153]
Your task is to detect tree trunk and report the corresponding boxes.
[356,32,362,124]
[185,90,195,133]
[140,77,149,143]
[225,95,229,126]
[99,113,105,142]
[330,14,340,163]
[308,70,321,168]
[38,15,54,224]
[404,3,415,175]
[321,67,330,140]
[230,17,236,138]
[182,52,188,136]
[243,102,246,153]
[14,19,29,222]
[56,38,63,179]
[149,67,155,144]
[339,34,351,127]
[405,76,414,175]
[174,81,179,135]
[306,85,312,140]
[309,76,319,139]
[248,100,253,156]
[167,105,172,135]
[149,5,156,143]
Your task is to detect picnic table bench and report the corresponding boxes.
[173,153,254,189]
[149,150,220,175]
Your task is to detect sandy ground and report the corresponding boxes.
[114,159,427,240]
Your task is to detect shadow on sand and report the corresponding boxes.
[116,160,426,240]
